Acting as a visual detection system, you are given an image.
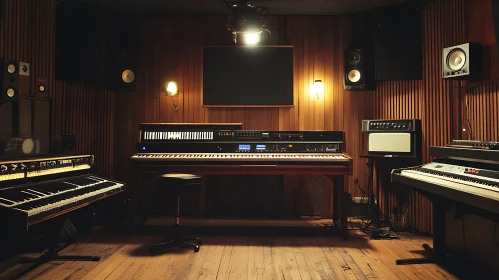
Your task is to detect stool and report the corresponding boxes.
[151,173,203,253]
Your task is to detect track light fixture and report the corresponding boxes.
[226,0,270,44]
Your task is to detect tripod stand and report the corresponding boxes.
[361,157,397,237]
[13,216,100,279]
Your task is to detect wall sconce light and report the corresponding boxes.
[312,80,324,99]
[165,81,179,111]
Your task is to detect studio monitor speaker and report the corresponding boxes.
[106,22,139,92]
[0,58,19,102]
[344,49,375,91]
[442,42,482,80]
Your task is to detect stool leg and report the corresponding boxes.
[176,196,180,226]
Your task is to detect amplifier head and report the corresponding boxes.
[362,119,421,132]
[361,119,422,158]
[0,137,41,156]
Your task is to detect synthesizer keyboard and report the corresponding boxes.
[0,175,125,225]
[399,162,499,201]
[448,139,499,150]
[131,153,348,162]
[0,155,93,182]
[392,146,499,215]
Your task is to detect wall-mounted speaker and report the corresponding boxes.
[0,58,19,102]
[344,49,375,91]
[106,22,139,92]
[442,42,482,80]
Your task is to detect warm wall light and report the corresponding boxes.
[312,80,324,99]
[166,81,178,96]
[165,81,179,111]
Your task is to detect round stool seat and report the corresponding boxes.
[157,173,204,193]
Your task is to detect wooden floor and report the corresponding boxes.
[0,221,494,280]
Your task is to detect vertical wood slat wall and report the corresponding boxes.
[375,0,468,233]
[466,82,499,142]
[1,0,498,231]
[0,0,115,178]
[114,16,376,217]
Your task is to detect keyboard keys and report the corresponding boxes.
[0,175,125,222]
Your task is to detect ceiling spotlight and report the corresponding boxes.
[226,1,270,44]
[243,32,261,45]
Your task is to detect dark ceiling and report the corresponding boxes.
[61,0,418,16]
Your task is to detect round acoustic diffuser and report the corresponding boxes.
[447,49,466,71]
[121,70,135,84]
[7,63,16,74]
[347,69,362,83]
[347,51,361,66]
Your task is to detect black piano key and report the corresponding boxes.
[0,197,14,205]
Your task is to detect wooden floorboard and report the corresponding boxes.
[0,223,494,280]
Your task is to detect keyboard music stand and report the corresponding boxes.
[13,215,100,279]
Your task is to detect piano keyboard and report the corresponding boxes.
[131,153,349,162]
[143,131,214,140]
[400,162,499,201]
[0,175,125,224]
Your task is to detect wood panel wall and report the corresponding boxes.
[375,0,467,233]
[2,0,498,232]
[0,0,115,177]
[114,15,376,218]
[376,0,499,235]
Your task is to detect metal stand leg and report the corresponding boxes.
[14,217,100,279]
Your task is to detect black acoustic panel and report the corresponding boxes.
[55,2,108,85]
[492,0,499,65]
[372,2,422,81]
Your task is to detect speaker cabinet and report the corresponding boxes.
[361,119,422,158]
[442,42,482,80]
[0,58,19,102]
[106,22,139,92]
[343,49,375,91]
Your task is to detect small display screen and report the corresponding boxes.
[238,144,251,151]
[255,144,267,150]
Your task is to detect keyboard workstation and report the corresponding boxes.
[0,154,126,271]
[130,123,353,238]
[392,144,499,264]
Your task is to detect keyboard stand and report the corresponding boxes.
[14,216,100,279]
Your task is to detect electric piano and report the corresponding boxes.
[392,145,499,264]
[0,154,126,263]
[130,123,352,238]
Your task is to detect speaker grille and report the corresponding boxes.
[121,70,135,83]
[446,49,466,71]
[347,51,361,66]
[347,69,362,83]
[7,63,16,74]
